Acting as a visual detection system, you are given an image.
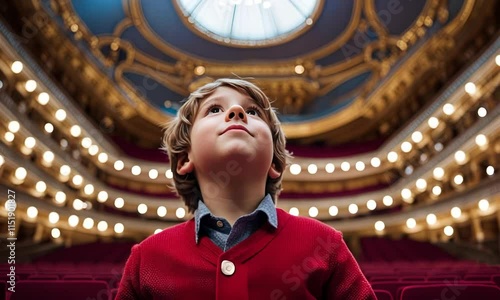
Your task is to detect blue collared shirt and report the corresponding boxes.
[194,194,278,251]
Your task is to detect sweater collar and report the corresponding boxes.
[194,194,278,244]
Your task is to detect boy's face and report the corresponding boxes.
[179,86,279,181]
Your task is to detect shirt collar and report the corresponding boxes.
[194,194,278,244]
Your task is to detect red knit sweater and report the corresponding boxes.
[117,208,375,299]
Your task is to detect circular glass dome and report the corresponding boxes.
[175,0,322,47]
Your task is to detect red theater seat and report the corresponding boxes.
[62,274,94,280]
[10,280,110,300]
[373,289,393,300]
[399,284,500,300]
[400,276,426,282]
[27,274,59,280]
[492,275,500,288]
[370,276,400,282]
[371,281,435,299]
[463,274,495,281]
[94,275,121,289]
[426,275,461,282]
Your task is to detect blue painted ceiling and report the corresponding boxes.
[42,0,465,122]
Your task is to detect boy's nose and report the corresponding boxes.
[225,105,247,123]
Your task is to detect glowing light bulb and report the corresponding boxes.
[114,197,124,208]
[114,223,124,234]
[149,169,159,179]
[157,206,167,217]
[426,213,437,225]
[35,181,47,193]
[290,164,301,175]
[401,142,412,153]
[55,109,67,121]
[289,207,299,216]
[433,167,444,180]
[308,207,318,217]
[416,178,427,191]
[68,215,79,227]
[371,157,381,168]
[15,167,27,180]
[70,125,81,137]
[98,153,108,163]
[51,228,61,239]
[478,199,489,212]
[383,196,393,206]
[451,207,461,219]
[366,200,377,210]
[374,221,385,231]
[444,226,454,236]
[387,152,398,163]
[406,218,416,229]
[348,204,358,214]
[428,117,439,129]
[340,162,350,171]
[97,221,108,232]
[464,82,476,95]
[8,121,20,133]
[27,206,38,218]
[25,80,37,92]
[48,212,59,224]
[37,92,49,105]
[443,103,454,115]
[11,61,23,73]
[307,164,317,174]
[411,131,423,143]
[176,207,186,218]
[97,191,108,203]
[138,203,148,214]
[83,218,94,229]
[355,161,365,171]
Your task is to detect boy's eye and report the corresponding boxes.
[246,107,260,116]
[208,106,221,114]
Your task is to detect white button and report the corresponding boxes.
[216,220,224,228]
[221,260,235,276]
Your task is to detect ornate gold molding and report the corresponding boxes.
[41,0,479,138]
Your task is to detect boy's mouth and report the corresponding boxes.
[221,125,252,136]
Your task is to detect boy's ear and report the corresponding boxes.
[268,163,281,179]
[177,155,194,175]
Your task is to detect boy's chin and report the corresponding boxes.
[207,151,271,172]
[218,144,258,160]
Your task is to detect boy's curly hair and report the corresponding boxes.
[161,78,292,213]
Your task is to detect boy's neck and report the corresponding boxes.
[199,179,266,226]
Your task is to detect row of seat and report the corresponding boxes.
[374,284,500,300]
[3,280,500,300]
[360,237,456,262]
[373,282,500,300]
[33,242,134,264]
[369,274,500,283]
[4,280,114,300]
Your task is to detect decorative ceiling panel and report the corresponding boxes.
[39,0,472,139]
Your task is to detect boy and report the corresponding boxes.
[116,78,375,299]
